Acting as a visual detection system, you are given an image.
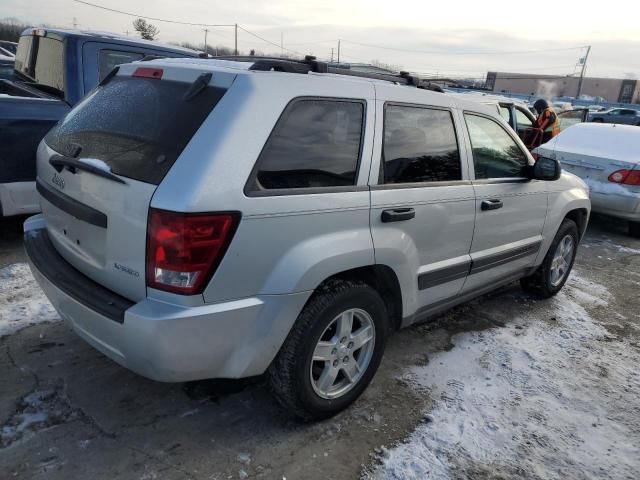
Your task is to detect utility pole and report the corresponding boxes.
[331,48,334,63]
[576,45,591,99]
[234,24,238,55]
[281,32,283,57]
[337,39,340,64]
[203,28,209,55]
[72,17,78,29]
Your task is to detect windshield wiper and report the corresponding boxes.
[49,154,127,185]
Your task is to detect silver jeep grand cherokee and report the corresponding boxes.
[24,57,590,420]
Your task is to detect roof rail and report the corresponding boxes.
[212,55,444,92]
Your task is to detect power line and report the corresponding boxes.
[285,39,338,46]
[72,0,234,27]
[236,25,302,56]
[341,39,588,56]
[72,0,304,56]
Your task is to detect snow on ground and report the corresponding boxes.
[0,263,59,338]
[368,272,640,480]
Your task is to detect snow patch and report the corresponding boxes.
[368,273,640,479]
[0,387,76,446]
[583,177,639,198]
[0,263,59,338]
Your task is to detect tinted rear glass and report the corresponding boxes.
[248,99,364,191]
[45,75,227,185]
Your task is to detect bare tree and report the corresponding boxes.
[132,18,159,41]
[0,17,31,42]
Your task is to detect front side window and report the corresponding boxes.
[249,99,364,191]
[382,105,461,184]
[465,113,529,179]
[99,50,144,81]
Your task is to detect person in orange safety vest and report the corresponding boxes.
[533,99,560,143]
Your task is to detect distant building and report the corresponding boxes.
[486,72,640,104]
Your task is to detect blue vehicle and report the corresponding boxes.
[0,28,200,217]
[589,107,640,126]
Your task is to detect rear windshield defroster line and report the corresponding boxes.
[44,76,227,185]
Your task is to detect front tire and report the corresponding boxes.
[268,280,388,421]
[629,221,640,238]
[521,218,579,298]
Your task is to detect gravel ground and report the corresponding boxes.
[0,214,638,480]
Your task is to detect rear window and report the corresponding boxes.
[98,50,144,81]
[15,35,64,93]
[45,75,226,185]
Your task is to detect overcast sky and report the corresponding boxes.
[2,0,640,79]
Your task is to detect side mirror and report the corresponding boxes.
[530,156,561,181]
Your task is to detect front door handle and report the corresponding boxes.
[481,199,503,211]
[381,208,415,223]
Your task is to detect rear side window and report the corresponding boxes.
[45,75,226,185]
[98,50,144,81]
[248,98,364,192]
[465,113,529,179]
[382,105,461,184]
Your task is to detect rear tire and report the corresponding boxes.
[520,218,579,298]
[592,118,603,123]
[268,279,388,421]
[629,221,640,238]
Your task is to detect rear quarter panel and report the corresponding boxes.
[152,72,377,303]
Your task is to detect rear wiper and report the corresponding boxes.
[49,154,127,185]
[183,73,212,101]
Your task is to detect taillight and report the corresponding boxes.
[146,209,240,295]
[133,67,164,79]
[608,169,640,186]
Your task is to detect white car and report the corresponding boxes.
[536,122,640,236]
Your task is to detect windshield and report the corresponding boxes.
[14,35,64,94]
[45,75,227,185]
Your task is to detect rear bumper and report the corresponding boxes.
[591,192,640,221]
[25,217,311,382]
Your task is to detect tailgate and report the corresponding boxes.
[36,65,230,302]
[37,141,157,301]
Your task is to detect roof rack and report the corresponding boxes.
[213,55,444,92]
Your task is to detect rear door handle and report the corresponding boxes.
[381,208,415,223]
[481,199,503,211]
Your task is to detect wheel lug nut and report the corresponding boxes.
[340,337,347,344]
[343,356,349,363]
[347,342,354,349]
[333,360,338,367]
[331,348,337,355]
